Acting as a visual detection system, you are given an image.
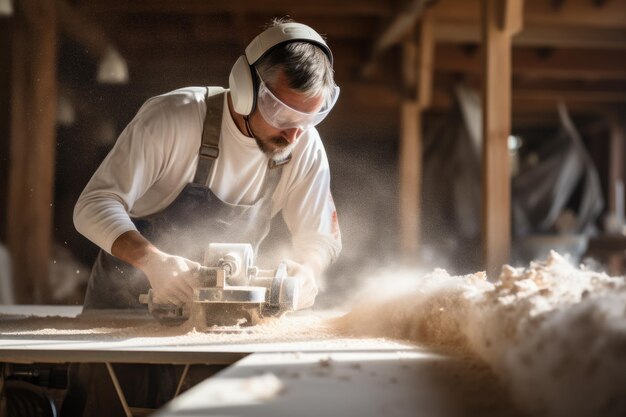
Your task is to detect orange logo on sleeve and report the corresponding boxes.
[328,193,340,241]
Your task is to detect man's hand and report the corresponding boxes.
[284,260,319,309]
[111,230,198,306]
[140,252,200,306]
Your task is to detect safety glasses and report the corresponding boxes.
[256,74,340,131]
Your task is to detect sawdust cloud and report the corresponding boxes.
[329,251,626,417]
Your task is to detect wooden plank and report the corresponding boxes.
[8,0,58,303]
[481,0,517,276]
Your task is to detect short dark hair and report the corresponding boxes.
[254,18,335,103]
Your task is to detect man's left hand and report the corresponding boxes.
[284,260,319,309]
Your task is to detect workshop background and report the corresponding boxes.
[1,0,624,306]
[0,1,626,416]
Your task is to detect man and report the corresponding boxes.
[62,19,341,417]
[74,19,341,312]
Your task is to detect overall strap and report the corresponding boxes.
[193,87,226,186]
[256,158,289,204]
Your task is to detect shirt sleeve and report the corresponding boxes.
[280,141,342,275]
[73,101,173,254]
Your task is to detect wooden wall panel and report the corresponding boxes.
[8,0,58,303]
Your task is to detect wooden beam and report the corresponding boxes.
[608,115,625,217]
[498,0,524,34]
[435,45,626,80]
[8,0,58,303]
[417,11,434,109]
[78,0,393,17]
[57,0,110,58]
[398,29,423,262]
[362,0,432,78]
[513,89,626,103]
[399,100,422,261]
[373,0,431,55]
[194,15,380,44]
[481,0,520,276]
[0,20,10,243]
[432,0,626,29]
[434,21,626,49]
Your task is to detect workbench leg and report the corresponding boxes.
[174,364,190,397]
[105,363,133,417]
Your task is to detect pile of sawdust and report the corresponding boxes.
[330,252,626,417]
[331,268,490,354]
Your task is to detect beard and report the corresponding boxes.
[255,135,297,162]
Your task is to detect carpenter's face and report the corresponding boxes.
[249,71,324,160]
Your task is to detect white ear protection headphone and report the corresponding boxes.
[228,22,334,116]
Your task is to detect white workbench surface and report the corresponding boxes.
[0,305,412,364]
[0,305,520,416]
[156,349,519,417]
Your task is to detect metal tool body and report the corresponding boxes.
[139,243,300,328]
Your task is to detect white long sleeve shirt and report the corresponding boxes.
[74,87,341,268]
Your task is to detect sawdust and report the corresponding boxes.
[3,251,623,416]
[329,251,626,417]
[0,309,410,352]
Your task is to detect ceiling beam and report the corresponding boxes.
[513,89,626,103]
[77,0,393,17]
[432,0,626,28]
[435,45,626,80]
[362,0,434,78]
[434,21,626,49]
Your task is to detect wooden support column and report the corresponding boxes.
[481,0,523,276]
[608,116,625,219]
[608,115,625,275]
[0,18,10,243]
[398,13,434,262]
[8,0,58,303]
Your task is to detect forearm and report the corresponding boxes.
[111,230,161,271]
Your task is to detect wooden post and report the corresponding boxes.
[399,99,421,261]
[418,12,434,110]
[481,0,523,276]
[398,13,434,262]
[0,19,10,243]
[399,31,421,261]
[608,115,625,275]
[608,115,625,218]
[8,0,58,303]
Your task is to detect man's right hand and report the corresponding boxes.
[140,252,199,306]
[111,230,198,306]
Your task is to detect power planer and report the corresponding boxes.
[139,243,301,328]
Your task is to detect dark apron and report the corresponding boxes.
[83,88,285,310]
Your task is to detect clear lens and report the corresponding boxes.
[256,77,339,131]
